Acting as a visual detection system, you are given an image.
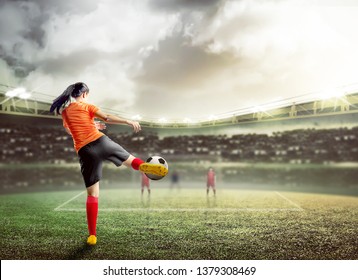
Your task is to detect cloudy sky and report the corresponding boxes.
[1,0,358,121]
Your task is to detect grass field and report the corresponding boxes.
[0,185,357,260]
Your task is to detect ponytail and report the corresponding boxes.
[50,82,89,114]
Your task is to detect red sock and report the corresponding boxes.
[86,196,98,236]
[131,157,144,170]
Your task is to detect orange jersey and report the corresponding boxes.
[62,102,104,152]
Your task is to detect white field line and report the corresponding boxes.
[55,207,303,212]
[54,191,85,211]
[275,191,304,211]
[54,191,304,212]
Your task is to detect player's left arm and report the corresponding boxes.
[95,110,141,133]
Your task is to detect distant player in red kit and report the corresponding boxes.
[207,167,216,196]
[141,172,150,195]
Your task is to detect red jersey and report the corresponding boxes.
[207,170,216,187]
[141,173,150,187]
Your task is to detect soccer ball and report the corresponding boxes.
[145,156,168,180]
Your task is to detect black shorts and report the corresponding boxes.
[78,135,130,187]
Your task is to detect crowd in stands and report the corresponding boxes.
[1,122,357,193]
[1,122,357,164]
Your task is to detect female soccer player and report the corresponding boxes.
[50,82,167,245]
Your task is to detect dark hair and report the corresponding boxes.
[50,82,89,114]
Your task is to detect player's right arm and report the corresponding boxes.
[95,110,141,133]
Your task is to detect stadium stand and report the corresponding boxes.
[1,122,358,164]
[1,116,357,193]
[0,122,358,192]
[1,88,358,193]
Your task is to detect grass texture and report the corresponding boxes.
[0,187,357,260]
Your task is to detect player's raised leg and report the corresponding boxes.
[123,155,168,177]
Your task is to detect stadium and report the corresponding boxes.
[1,84,357,260]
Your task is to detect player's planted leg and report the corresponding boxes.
[86,182,99,245]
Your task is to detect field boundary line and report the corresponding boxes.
[275,191,304,210]
[55,207,303,212]
[54,191,85,211]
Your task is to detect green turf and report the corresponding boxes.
[0,187,357,260]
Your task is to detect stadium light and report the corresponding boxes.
[342,84,358,95]
[5,88,22,97]
[208,115,218,121]
[19,92,31,99]
[5,90,17,97]
[132,114,142,120]
[5,87,31,99]
[183,117,192,123]
[252,106,263,113]
[158,117,167,123]
[319,88,345,100]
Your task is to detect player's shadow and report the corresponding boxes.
[67,243,96,260]
[141,194,151,208]
[206,195,217,208]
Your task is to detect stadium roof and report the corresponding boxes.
[1,83,358,128]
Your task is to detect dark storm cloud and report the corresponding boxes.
[0,0,89,49]
[0,1,45,75]
[3,1,48,47]
[148,0,224,11]
[1,0,358,119]
[133,33,240,118]
[136,34,237,89]
[22,20,46,48]
[0,46,35,78]
[148,0,225,27]
[0,0,99,78]
[38,49,114,76]
[8,0,99,15]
